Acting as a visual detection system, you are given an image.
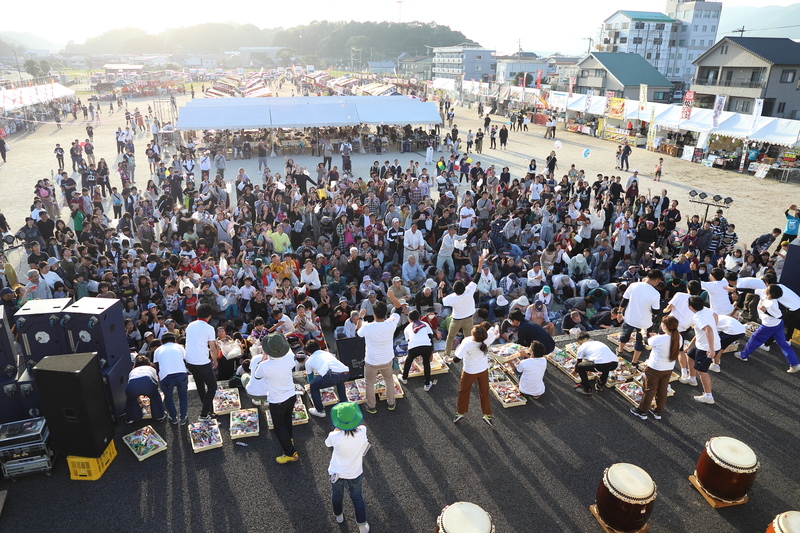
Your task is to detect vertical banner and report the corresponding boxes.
[604,90,615,116]
[568,76,575,100]
[535,70,543,89]
[584,89,593,115]
[739,139,749,173]
[712,94,726,128]
[750,98,764,134]
[647,105,657,150]
[680,90,695,119]
[639,84,648,112]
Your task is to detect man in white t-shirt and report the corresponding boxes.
[358,299,400,414]
[305,339,350,417]
[616,270,663,365]
[734,285,800,373]
[682,296,721,404]
[253,333,301,464]
[702,267,735,316]
[575,332,619,396]
[442,250,488,360]
[184,304,219,420]
[152,333,190,424]
[711,315,746,372]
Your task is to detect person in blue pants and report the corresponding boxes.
[735,284,800,373]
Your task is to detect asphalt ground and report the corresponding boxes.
[1,331,798,532]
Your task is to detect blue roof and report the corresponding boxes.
[618,11,677,23]
[589,53,673,88]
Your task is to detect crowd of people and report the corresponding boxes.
[1,93,799,530]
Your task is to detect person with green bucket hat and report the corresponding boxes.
[326,402,371,533]
[253,332,300,464]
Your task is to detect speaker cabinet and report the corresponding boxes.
[0,306,19,384]
[15,298,72,366]
[15,368,42,419]
[62,298,128,368]
[103,354,132,420]
[779,242,800,296]
[33,352,113,457]
[0,380,23,424]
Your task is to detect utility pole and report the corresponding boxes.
[583,38,594,55]
[732,26,746,37]
[12,49,22,82]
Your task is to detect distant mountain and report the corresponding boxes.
[718,3,800,40]
[0,31,62,52]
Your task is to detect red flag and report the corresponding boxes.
[535,70,543,89]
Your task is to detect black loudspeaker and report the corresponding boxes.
[779,242,800,296]
[103,354,132,420]
[336,337,366,379]
[62,298,128,368]
[0,381,23,424]
[0,306,19,384]
[33,352,114,457]
[16,368,42,419]
[15,298,72,366]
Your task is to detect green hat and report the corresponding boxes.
[264,333,290,358]
[330,402,363,431]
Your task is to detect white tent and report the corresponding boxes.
[432,78,455,91]
[748,118,800,147]
[0,83,75,112]
[711,113,774,139]
[653,105,685,129]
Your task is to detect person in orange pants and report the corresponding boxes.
[453,323,499,426]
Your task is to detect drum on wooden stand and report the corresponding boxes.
[595,463,657,533]
[695,436,759,503]
[436,501,495,533]
[767,511,800,533]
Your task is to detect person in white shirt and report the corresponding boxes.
[710,315,746,372]
[575,333,619,396]
[152,333,189,424]
[125,355,165,423]
[682,296,721,404]
[300,259,322,293]
[443,250,488,360]
[253,333,301,464]
[734,285,800,373]
[459,200,476,230]
[702,268,735,316]
[630,316,680,420]
[514,341,547,398]
[304,340,350,417]
[436,225,469,281]
[403,223,424,263]
[453,322,499,426]
[399,309,436,391]
[184,304,219,419]
[326,402,371,533]
[357,297,400,414]
[616,270,663,365]
[526,262,545,295]
[243,353,268,404]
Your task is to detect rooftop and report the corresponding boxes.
[584,52,673,87]
[616,11,678,23]
[725,37,800,65]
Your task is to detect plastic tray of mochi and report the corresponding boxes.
[488,343,526,363]
[229,409,259,439]
[490,381,527,407]
[344,380,367,404]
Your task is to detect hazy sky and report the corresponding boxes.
[4,0,797,54]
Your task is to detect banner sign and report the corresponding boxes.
[646,106,657,150]
[568,76,575,99]
[639,84,648,112]
[750,98,764,134]
[681,90,695,120]
[712,94,726,128]
[604,90,615,116]
[608,98,626,119]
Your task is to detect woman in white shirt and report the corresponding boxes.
[631,316,680,420]
[300,259,322,300]
[399,310,436,391]
[326,402,370,532]
[125,354,165,424]
[453,322,499,426]
[515,341,547,398]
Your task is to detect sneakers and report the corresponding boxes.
[734,352,749,362]
[648,409,662,420]
[198,414,216,421]
[452,413,465,424]
[251,399,262,406]
[709,363,721,373]
[364,406,377,414]
[335,514,344,524]
[678,375,691,384]
[169,417,178,425]
[398,376,408,384]
[693,395,715,405]
[667,385,675,395]
[576,387,592,397]
[424,380,437,392]
[180,417,188,425]
[594,382,604,394]
[629,407,648,420]
[308,407,326,418]
[155,416,166,423]
[388,403,396,411]
[678,376,698,386]
[357,523,370,533]
[275,452,299,464]
[788,365,800,373]
[482,414,493,426]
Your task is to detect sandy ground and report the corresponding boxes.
[0,88,795,270]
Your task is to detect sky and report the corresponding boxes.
[4,0,798,55]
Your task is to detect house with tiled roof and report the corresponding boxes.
[575,52,674,101]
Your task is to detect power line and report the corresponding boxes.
[728,23,800,34]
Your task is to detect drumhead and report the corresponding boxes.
[440,502,493,533]
[776,511,800,533]
[708,436,758,470]
[606,463,656,501]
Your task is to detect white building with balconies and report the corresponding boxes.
[432,45,495,82]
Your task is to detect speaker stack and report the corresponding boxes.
[14,298,73,366]
[33,352,114,457]
[0,306,24,424]
[61,298,132,419]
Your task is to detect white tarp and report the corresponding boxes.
[177,95,442,130]
[0,83,75,112]
[712,113,774,139]
[432,78,455,91]
[748,118,800,147]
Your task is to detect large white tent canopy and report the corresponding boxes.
[0,83,75,112]
[177,96,441,130]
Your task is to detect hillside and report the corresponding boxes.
[0,31,62,52]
